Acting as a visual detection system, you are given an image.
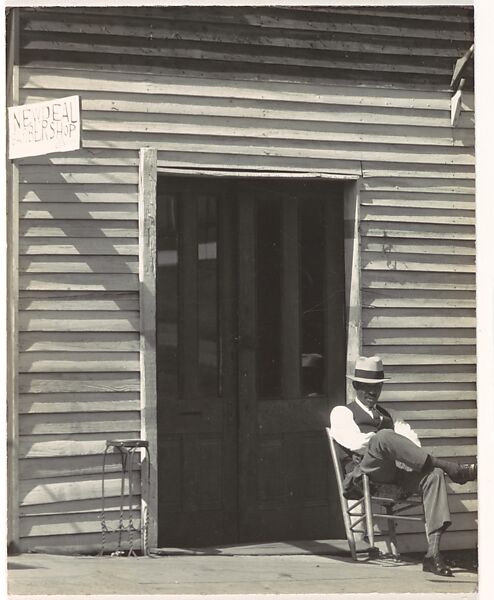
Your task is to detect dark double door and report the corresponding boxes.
[156,177,346,546]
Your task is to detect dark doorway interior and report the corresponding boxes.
[156,177,346,546]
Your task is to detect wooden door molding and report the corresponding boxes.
[7,6,21,552]
[146,169,361,545]
[139,147,158,550]
[344,179,362,402]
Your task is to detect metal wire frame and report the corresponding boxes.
[99,440,151,557]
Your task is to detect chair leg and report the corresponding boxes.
[385,506,400,559]
[348,537,357,561]
[340,500,358,560]
[362,475,375,550]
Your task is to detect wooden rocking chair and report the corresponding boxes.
[326,427,425,560]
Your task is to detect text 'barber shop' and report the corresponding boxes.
[8,94,81,159]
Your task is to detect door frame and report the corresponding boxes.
[138,155,362,549]
[7,7,21,553]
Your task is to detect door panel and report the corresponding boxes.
[238,181,346,542]
[156,179,238,546]
[157,177,346,546]
[183,434,223,510]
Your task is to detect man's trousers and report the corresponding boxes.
[359,429,451,535]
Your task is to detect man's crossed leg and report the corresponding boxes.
[358,429,476,577]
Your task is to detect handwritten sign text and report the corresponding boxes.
[8,95,81,159]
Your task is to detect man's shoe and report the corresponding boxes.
[450,463,477,485]
[423,554,453,577]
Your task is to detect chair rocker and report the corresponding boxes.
[326,427,425,560]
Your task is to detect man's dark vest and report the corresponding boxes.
[337,401,394,468]
[347,401,394,434]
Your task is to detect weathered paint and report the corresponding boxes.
[10,6,476,554]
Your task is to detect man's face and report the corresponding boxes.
[354,381,383,408]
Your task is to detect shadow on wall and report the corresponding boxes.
[16,149,143,548]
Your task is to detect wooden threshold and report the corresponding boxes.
[150,538,354,556]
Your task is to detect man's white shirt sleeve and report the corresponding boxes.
[330,405,374,453]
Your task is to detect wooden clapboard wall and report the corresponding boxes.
[14,5,475,553]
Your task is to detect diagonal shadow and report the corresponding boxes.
[16,149,146,548]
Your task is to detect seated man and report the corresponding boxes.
[330,355,477,577]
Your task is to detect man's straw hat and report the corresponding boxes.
[346,355,390,384]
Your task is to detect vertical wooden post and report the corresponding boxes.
[237,195,257,538]
[344,179,362,403]
[281,196,301,399]
[139,147,158,551]
[324,190,346,405]
[343,180,364,544]
[7,6,20,553]
[178,194,199,401]
[218,194,239,532]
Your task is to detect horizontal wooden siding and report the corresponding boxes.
[15,5,475,553]
[19,6,474,89]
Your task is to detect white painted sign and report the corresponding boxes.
[8,95,81,159]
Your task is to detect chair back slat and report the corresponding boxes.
[326,427,351,505]
[326,426,360,559]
